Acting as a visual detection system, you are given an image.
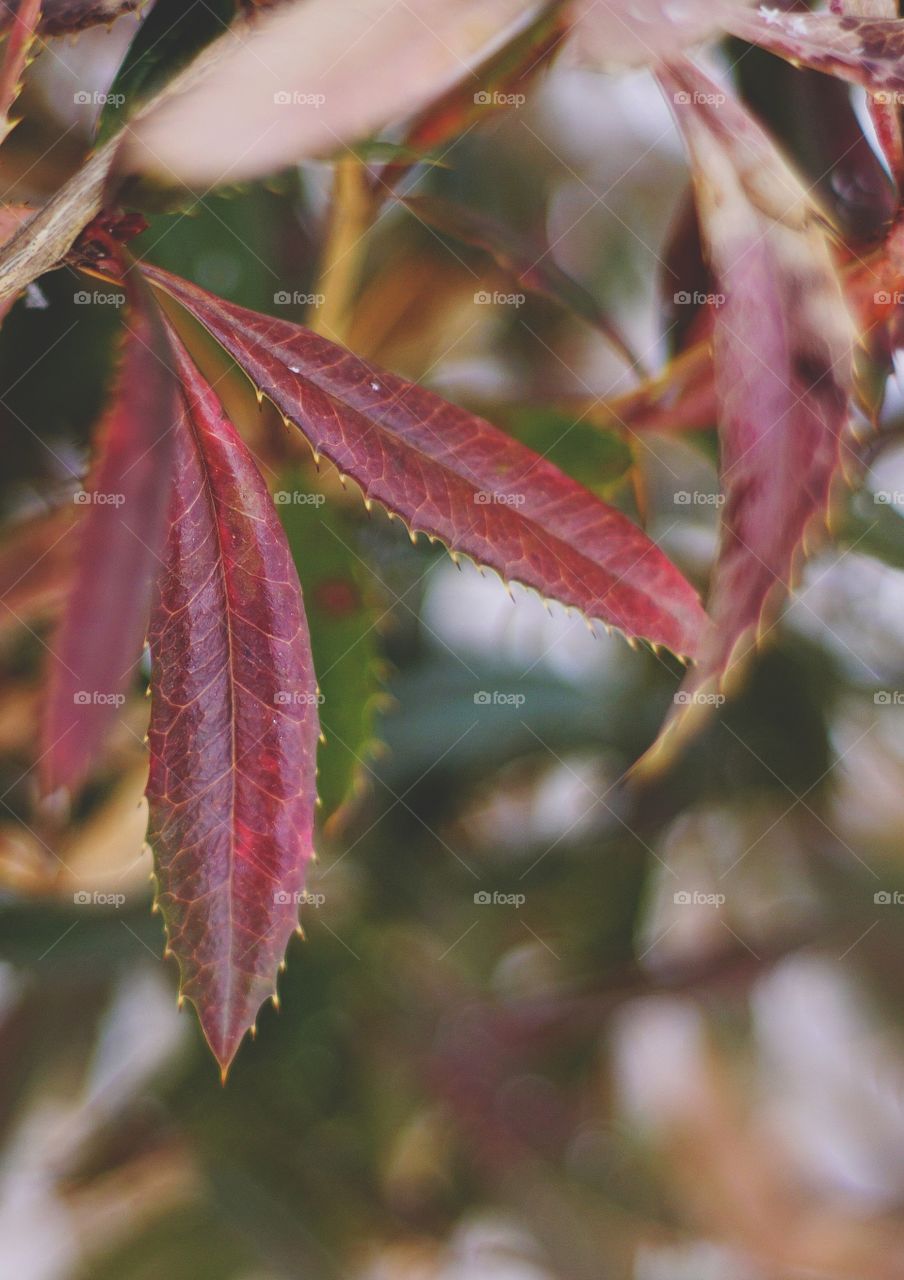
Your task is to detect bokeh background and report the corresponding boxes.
[2,5,904,1277]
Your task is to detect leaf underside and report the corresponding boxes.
[141,263,707,661]
[147,328,319,1074]
[41,276,178,795]
[644,61,854,766]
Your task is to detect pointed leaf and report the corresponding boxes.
[147,331,319,1073]
[41,276,179,795]
[644,64,854,766]
[0,0,41,147]
[142,263,707,659]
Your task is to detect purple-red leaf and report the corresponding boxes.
[147,330,319,1074]
[726,8,904,100]
[41,277,178,795]
[644,62,854,765]
[142,263,706,660]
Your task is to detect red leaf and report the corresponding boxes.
[644,63,854,766]
[141,263,706,659]
[147,329,319,1074]
[41,277,179,795]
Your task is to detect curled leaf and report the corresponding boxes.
[116,0,543,188]
[643,63,854,766]
[143,262,707,659]
[148,330,319,1074]
[41,275,178,795]
[726,7,904,99]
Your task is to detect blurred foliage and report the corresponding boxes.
[1,6,904,1280]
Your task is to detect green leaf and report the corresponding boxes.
[500,406,633,499]
[97,0,237,143]
[277,478,382,826]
